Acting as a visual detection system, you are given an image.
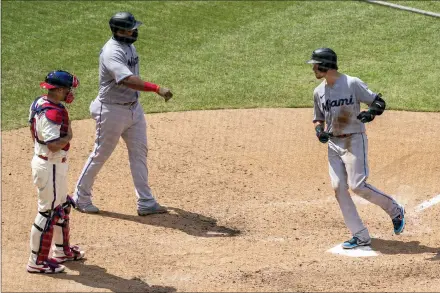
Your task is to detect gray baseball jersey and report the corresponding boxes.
[312,74,401,242]
[98,37,140,104]
[313,74,376,136]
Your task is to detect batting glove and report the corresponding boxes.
[357,110,375,123]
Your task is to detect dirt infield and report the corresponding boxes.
[2,108,440,292]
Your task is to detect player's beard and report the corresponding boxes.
[314,71,326,79]
[114,29,138,44]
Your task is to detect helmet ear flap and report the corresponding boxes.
[64,92,74,104]
[317,64,329,72]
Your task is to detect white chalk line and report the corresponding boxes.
[414,194,440,213]
[364,0,440,18]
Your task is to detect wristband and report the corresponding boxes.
[144,82,159,92]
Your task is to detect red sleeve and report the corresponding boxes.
[44,109,63,125]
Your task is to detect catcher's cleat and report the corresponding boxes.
[342,237,371,249]
[52,245,85,264]
[27,258,65,274]
[138,203,168,216]
[392,205,405,235]
[75,203,99,214]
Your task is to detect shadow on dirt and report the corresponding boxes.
[92,206,241,237]
[372,238,440,260]
[47,260,177,292]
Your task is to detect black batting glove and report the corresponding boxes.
[357,110,375,123]
[315,125,330,144]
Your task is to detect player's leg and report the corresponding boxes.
[328,141,370,248]
[27,157,65,273]
[74,100,126,212]
[121,103,167,215]
[52,196,85,263]
[343,133,405,234]
[52,162,85,262]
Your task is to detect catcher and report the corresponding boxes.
[26,70,85,273]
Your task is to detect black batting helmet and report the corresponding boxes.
[306,48,338,71]
[109,12,142,33]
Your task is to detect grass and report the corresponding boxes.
[2,1,439,130]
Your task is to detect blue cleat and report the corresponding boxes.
[342,237,371,249]
[392,205,405,235]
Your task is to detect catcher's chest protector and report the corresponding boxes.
[29,96,70,151]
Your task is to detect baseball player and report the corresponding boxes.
[307,48,406,249]
[73,12,173,215]
[27,70,85,273]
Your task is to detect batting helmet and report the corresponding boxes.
[306,48,338,71]
[109,12,142,32]
[40,70,79,90]
[109,12,142,44]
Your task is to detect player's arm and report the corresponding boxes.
[120,75,173,101]
[46,124,72,153]
[312,92,329,143]
[30,126,35,142]
[42,110,72,153]
[104,49,173,101]
[353,78,386,123]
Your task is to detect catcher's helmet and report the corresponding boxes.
[40,70,79,90]
[306,48,338,71]
[109,12,142,33]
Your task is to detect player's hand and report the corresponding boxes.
[357,110,375,123]
[157,87,173,102]
[315,124,330,144]
[317,131,330,143]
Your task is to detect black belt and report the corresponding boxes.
[329,133,353,138]
[119,101,137,106]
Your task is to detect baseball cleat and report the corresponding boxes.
[342,237,371,249]
[52,245,86,264]
[27,259,65,274]
[392,205,405,235]
[75,203,100,214]
[137,203,168,216]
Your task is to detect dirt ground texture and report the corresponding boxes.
[2,108,440,292]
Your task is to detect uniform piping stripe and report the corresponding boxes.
[76,101,103,199]
[361,133,367,176]
[365,183,396,202]
[51,165,57,210]
[361,133,395,202]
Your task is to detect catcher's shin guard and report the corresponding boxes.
[29,211,59,265]
[53,196,84,262]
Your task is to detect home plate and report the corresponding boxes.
[327,244,378,257]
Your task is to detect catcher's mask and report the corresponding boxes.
[306,48,338,72]
[109,12,142,44]
[40,70,79,103]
